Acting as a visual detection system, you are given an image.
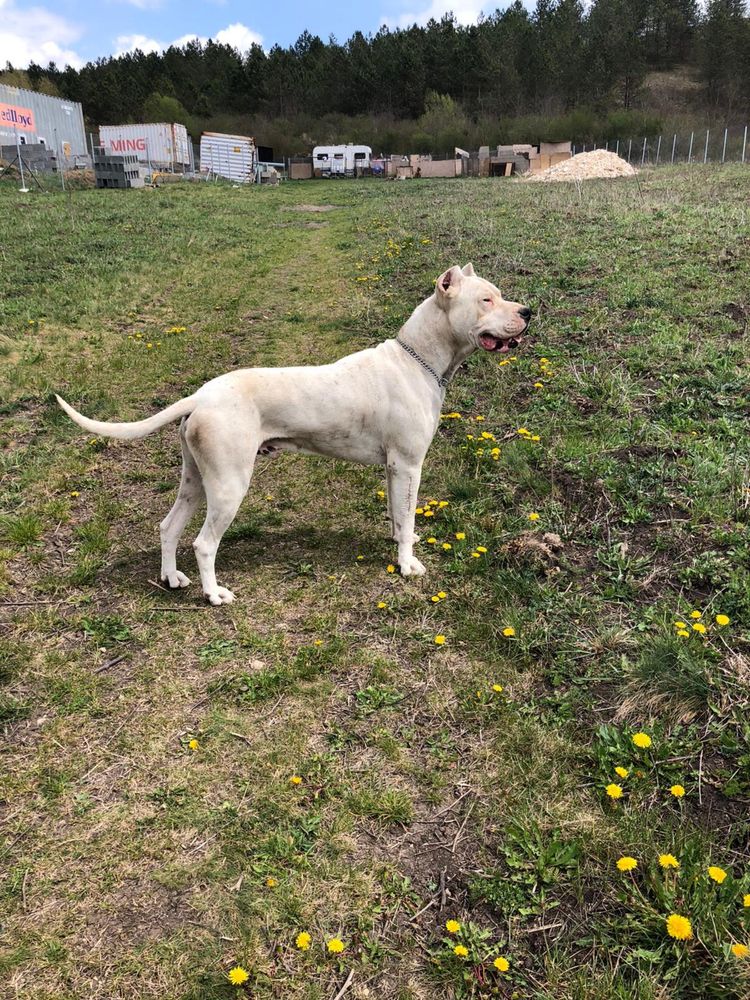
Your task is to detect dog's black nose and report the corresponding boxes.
[518,306,532,321]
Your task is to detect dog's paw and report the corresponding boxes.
[205,586,236,606]
[400,556,426,577]
[162,570,191,589]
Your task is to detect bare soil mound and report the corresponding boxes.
[526,149,638,183]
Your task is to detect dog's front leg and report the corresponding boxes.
[386,456,426,577]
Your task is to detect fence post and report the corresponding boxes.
[627,138,632,162]
[655,135,662,165]
[688,131,694,163]
[605,141,609,151]
[703,129,710,164]
[641,136,647,165]
[671,133,677,164]
[742,125,748,163]
[616,139,620,156]
[722,127,728,163]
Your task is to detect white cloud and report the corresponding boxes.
[383,0,487,29]
[113,22,263,57]
[0,2,84,68]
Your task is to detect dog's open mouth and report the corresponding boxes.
[478,332,521,353]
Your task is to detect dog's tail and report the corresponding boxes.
[55,393,197,441]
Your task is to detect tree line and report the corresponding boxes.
[4,1,750,154]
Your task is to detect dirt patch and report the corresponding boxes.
[285,204,337,212]
[526,150,638,183]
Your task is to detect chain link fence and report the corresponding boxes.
[574,125,749,166]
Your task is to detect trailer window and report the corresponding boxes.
[316,154,328,160]
[334,153,344,159]
[354,152,366,159]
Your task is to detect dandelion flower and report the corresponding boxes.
[442,543,452,551]
[296,932,311,951]
[632,732,652,749]
[327,938,345,953]
[692,622,707,634]
[492,684,504,693]
[445,919,461,933]
[471,552,480,558]
[427,537,437,544]
[669,784,685,798]
[438,591,447,599]
[615,767,629,779]
[434,635,446,646]
[266,877,278,887]
[493,956,510,972]
[455,532,466,540]
[377,601,387,609]
[708,866,727,884]
[606,784,623,799]
[715,614,730,626]
[424,510,435,517]
[188,738,199,751]
[666,914,692,940]
[616,856,638,872]
[674,621,687,629]
[69,491,80,498]
[731,943,749,959]
[528,512,540,521]
[517,427,529,435]
[377,490,386,499]
[386,564,395,573]
[476,546,488,553]
[290,775,303,785]
[453,944,469,958]
[676,630,690,637]
[475,415,485,422]
[744,894,750,907]
[431,595,440,603]
[690,610,702,619]
[531,434,541,441]
[659,854,679,869]
[228,966,249,985]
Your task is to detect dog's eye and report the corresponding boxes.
[482,297,492,303]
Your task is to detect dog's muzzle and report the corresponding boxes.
[478,331,525,353]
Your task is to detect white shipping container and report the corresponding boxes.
[200,132,257,183]
[98,122,192,170]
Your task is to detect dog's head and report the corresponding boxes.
[434,263,531,354]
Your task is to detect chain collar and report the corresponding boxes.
[395,337,450,389]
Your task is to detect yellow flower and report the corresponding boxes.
[69,491,80,498]
[296,932,311,950]
[387,564,395,573]
[415,507,424,515]
[492,684,504,693]
[438,591,447,599]
[481,431,494,440]
[676,630,690,637]
[376,490,386,498]
[606,784,623,799]
[327,938,345,953]
[708,866,727,884]
[493,955,510,972]
[442,543,452,551]
[424,510,435,517]
[666,914,692,940]
[531,435,541,441]
[731,943,749,959]
[377,601,387,609]
[445,919,461,933]
[476,546,487,553]
[616,856,637,872]
[517,427,529,435]
[615,767,629,779]
[438,500,449,508]
[674,621,687,628]
[632,732,652,749]
[266,877,278,887]
[427,537,437,544]
[356,555,364,561]
[692,622,707,634]
[690,610,702,619]
[290,775,303,785]
[431,595,440,603]
[188,738,199,751]
[434,635,446,646]
[453,944,469,958]
[659,854,680,869]
[502,627,515,637]
[228,966,249,985]
[715,614,730,626]
[471,552,480,558]
[455,532,466,540]
[528,512,540,521]
[314,639,323,646]
[669,784,685,798]
[744,894,750,907]
[475,415,485,422]
[533,382,544,388]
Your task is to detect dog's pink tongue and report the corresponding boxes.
[497,342,510,353]
[480,333,498,351]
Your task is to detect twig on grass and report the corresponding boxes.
[94,653,127,673]
[331,969,354,1000]
[522,921,563,935]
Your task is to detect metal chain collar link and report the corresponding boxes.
[395,338,450,389]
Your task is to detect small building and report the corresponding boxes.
[312,144,371,177]
[0,84,87,166]
[199,132,257,183]
[99,123,193,172]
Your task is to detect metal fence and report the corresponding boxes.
[574,124,749,166]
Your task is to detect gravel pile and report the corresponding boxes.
[526,149,638,182]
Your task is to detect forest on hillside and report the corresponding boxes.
[3,0,750,154]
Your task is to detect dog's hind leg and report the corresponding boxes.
[386,455,426,577]
[187,413,257,606]
[159,420,205,589]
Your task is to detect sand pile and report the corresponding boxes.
[526,149,637,183]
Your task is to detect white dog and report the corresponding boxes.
[57,264,530,605]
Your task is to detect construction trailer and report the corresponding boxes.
[98,123,193,172]
[312,144,371,177]
[0,84,87,167]
[199,132,257,183]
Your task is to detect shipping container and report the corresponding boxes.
[199,132,257,183]
[98,123,192,171]
[0,84,87,166]
[312,144,371,177]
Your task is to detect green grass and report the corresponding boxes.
[1,168,749,999]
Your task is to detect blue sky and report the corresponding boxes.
[1,0,530,71]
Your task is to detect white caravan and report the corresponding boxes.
[312,144,371,177]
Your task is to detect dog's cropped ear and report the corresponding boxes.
[461,262,475,276]
[435,266,463,307]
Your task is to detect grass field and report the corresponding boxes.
[1,167,749,1000]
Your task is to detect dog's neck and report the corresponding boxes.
[395,296,475,385]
